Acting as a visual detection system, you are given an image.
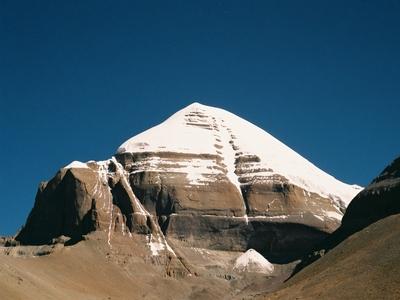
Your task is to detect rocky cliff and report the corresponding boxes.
[17,159,160,245]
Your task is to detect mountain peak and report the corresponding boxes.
[185,101,206,108]
[117,103,361,206]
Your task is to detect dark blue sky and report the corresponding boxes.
[1,1,399,235]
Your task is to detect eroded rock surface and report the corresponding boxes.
[16,159,160,245]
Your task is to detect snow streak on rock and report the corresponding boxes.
[95,160,115,248]
[112,157,148,217]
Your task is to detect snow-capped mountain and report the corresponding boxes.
[16,102,362,262]
[118,102,360,207]
[116,102,360,230]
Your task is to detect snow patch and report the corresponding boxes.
[233,249,274,274]
[148,234,176,257]
[252,215,289,220]
[63,161,89,169]
[148,234,165,256]
[324,210,343,221]
[314,215,325,221]
[243,214,249,225]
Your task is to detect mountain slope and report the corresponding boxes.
[259,155,400,299]
[0,233,230,300]
[261,214,400,300]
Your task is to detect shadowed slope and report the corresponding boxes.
[261,214,400,300]
[257,156,400,299]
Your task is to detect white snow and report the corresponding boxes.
[148,234,176,257]
[233,249,274,274]
[252,215,289,220]
[63,161,89,169]
[117,102,362,208]
[324,210,343,220]
[106,183,113,247]
[148,234,165,256]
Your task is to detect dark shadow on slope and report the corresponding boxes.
[247,221,328,264]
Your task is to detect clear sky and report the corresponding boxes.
[1,1,399,235]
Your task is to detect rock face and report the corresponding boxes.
[17,103,361,261]
[17,159,162,246]
[329,155,400,245]
[340,156,400,235]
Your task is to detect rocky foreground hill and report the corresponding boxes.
[1,103,383,300]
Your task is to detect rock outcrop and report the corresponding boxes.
[16,103,361,262]
[340,156,400,235]
[16,159,161,245]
